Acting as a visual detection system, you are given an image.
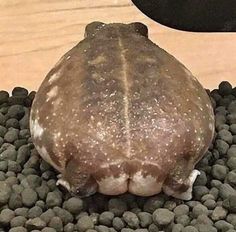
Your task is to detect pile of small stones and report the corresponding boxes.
[0,82,236,232]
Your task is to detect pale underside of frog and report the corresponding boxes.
[30,22,215,200]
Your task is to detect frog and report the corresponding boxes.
[30,22,215,200]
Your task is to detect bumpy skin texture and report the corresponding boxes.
[30,22,215,198]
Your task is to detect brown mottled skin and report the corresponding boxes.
[30,22,215,198]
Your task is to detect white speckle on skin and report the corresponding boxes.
[46,86,58,102]
[89,55,106,65]
[110,91,116,97]
[54,98,62,107]
[30,118,44,138]
[100,160,125,169]
[54,132,61,139]
[49,72,61,84]
[209,123,214,130]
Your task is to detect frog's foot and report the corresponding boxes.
[57,174,62,179]
[162,169,200,201]
[56,176,71,192]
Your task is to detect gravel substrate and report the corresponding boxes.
[0,82,236,232]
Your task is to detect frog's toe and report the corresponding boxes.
[163,169,200,200]
[56,177,71,191]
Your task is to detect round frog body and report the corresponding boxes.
[30,22,215,199]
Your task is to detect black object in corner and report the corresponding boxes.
[131,0,236,32]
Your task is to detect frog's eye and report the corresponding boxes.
[129,22,148,37]
[84,21,106,38]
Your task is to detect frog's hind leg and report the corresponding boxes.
[162,155,201,201]
[56,174,71,192]
[57,156,98,198]
[162,169,200,200]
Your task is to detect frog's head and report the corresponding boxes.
[84,21,148,38]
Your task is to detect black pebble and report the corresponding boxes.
[8,96,26,106]
[217,129,233,144]
[1,83,236,232]
[0,91,9,104]
[0,125,7,137]
[7,105,25,120]
[8,192,23,209]
[6,118,20,129]
[12,87,28,97]
[4,128,19,143]
[0,112,7,126]
[219,81,233,96]
[227,113,236,124]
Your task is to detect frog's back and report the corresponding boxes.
[30,22,214,198]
